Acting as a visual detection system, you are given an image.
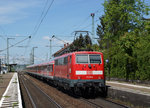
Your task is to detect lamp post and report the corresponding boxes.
[50,39,52,59]
[7,38,15,65]
[91,13,95,44]
[45,44,63,60]
[49,35,67,59]
[32,47,38,64]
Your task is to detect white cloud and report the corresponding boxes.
[0,1,42,24]
[43,36,50,40]
[15,34,21,37]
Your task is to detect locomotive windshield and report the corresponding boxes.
[76,55,88,63]
[76,54,101,64]
[89,55,101,63]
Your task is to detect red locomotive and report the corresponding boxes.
[26,51,107,96]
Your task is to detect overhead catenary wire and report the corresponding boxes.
[0,36,31,53]
[24,0,55,59]
[60,8,102,35]
[80,19,99,31]
[0,26,7,43]
[31,0,49,37]
[73,8,102,31]
[31,0,55,37]
[23,38,31,56]
[0,35,30,45]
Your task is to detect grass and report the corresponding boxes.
[12,81,18,83]
[3,95,11,98]
[13,78,18,83]
[12,102,18,108]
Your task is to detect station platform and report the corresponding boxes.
[0,73,22,108]
[107,81,150,95]
[106,81,150,107]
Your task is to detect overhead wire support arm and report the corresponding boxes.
[52,35,68,44]
[49,35,68,59]
[0,36,31,53]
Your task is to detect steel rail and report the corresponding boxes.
[22,73,62,108]
[81,97,129,108]
[80,98,103,108]
[103,98,129,108]
[19,74,37,108]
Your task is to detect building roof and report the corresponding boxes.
[53,43,73,57]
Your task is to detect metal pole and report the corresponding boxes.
[32,48,34,64]
[50,39,52,59]
[7,38,15,65]
[0,59,1,73]
[30,52,32,65]
[32,47,37,64]
[91,13,95,44]
[7,38,9,65]
[4,54,6,64]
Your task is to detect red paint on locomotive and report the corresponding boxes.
[54,51,104,80]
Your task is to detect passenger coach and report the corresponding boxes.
[26,61,54,80]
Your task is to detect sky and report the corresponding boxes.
[0,0,149,64]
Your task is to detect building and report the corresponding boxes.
[53,43,73,57]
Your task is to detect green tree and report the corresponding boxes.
[98,0,149,41]
[110,33,138,80]
[78,34,85,48]
[97,0,150,81]
[134,34,150,80]
[70,34,92,51]
[85,35,92,45]
[97,16,106,49]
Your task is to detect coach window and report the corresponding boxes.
[48,65,53,72]
[36,67,38,72]
[64,57,68,65]
[89,55,101,64]
[47,65,49,71]
[76,54,88,64]
[70,56,72,64]
[44,66,47,71]
[50,65,53,72]
[55,60,58,65]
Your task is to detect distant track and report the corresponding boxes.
[80,98,103,108]
[19,73,62,108]
[80,97,129,108]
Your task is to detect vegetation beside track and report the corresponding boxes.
[71,0,150,81]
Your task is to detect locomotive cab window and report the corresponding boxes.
[89,55,101,64]
[76,54,88,63]
[76,54,102,64]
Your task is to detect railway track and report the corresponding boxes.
[19,72,130,108]
[19,72,62,108]
[80,97,129,108]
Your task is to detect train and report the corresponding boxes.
[26,51,107,96]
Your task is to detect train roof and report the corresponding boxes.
[27,51,103,68]
[54,51,103,60]
[27,60,54,68]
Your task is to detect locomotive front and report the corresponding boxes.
[71,52,107,95]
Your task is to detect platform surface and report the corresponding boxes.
[107,81,150,96]
[0,73,22,108]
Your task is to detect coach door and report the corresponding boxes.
[67,56,72,79]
